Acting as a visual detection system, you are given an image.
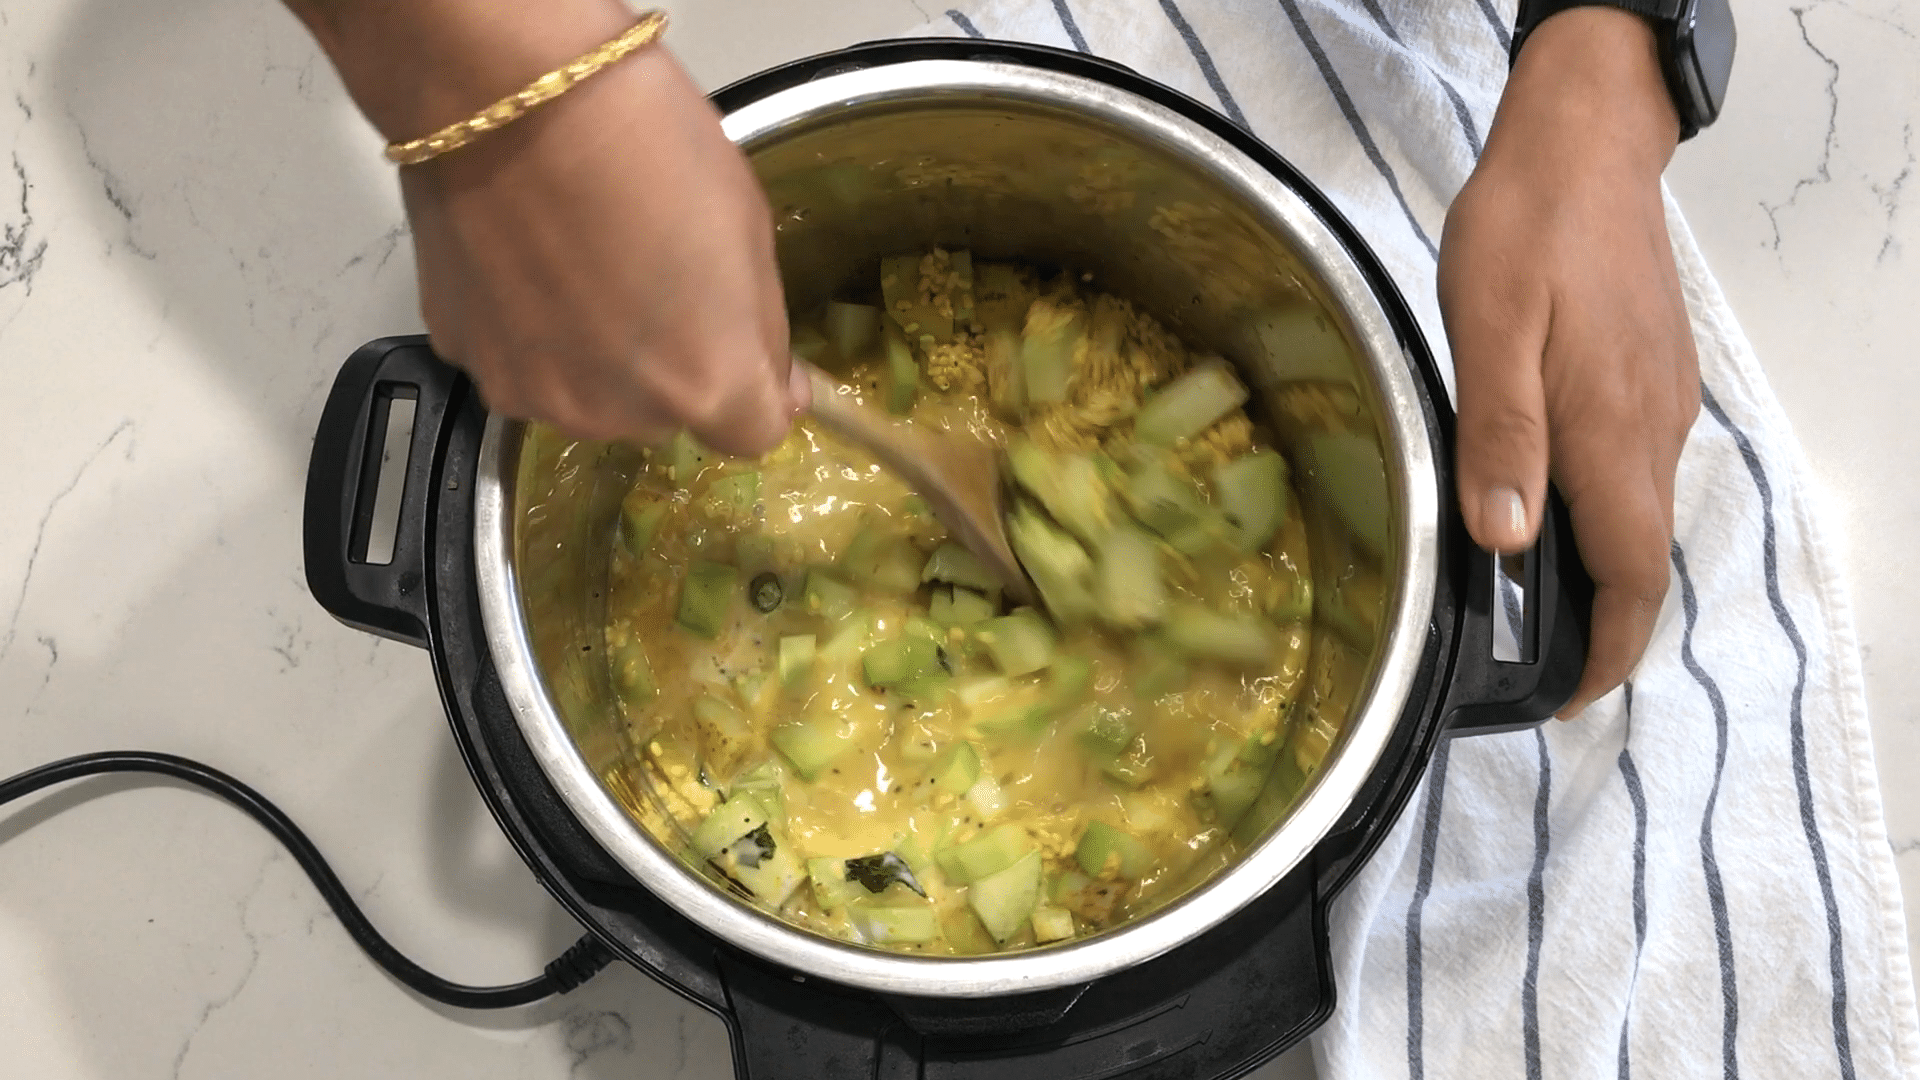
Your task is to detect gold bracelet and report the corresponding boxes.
[384,11,669,166]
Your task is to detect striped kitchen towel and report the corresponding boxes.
[899,1,1920,1076]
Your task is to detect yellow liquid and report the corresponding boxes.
[603,368,1317,955]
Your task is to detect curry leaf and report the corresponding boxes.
[844,853,927,897]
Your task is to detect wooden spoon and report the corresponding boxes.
[800,361,1035,607]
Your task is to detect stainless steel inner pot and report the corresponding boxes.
[471,58,1440,997]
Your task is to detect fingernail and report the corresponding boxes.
[1484,487,1528,552]
[787,359,813,413]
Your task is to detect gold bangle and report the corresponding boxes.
[384,11,669,166]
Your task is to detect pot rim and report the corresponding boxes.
[472,56,1439,997]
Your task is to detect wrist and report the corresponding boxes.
[1490,7,1680,181]
[290,0,636,143]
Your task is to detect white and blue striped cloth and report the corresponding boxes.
[899,2,1920,1076]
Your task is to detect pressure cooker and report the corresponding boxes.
[303,37,1589,1080]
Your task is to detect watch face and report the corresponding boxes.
[1680,0,1737,124]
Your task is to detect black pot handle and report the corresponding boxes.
[1442,489,1594,735]
[302,336,462,650]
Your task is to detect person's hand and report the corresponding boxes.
[291,0,807,455]
[1438,7,1700,717]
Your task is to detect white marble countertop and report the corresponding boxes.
[0,1,1911,1078]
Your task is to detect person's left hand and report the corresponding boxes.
[1438,7,1701,717]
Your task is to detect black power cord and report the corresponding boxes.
[0,751,616,1009]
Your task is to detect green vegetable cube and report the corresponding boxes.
[1049,653,1095,709]
[676,561,738,639]
[975,703,1051,741]
[967,850,1044,943]
[1031,905,1076,944]
[930,742,981,796]
[863,636,942,688]
[954,675,1011,709]
[920,541,1002,593]
[973,610,1058,676]
[1123,458,1208,539]
[1303,431,1392,554]
[893,834,935,878]
[1205,765,1266,830]
[1269,559,1314,625]
[1008,439,1116,545]
[825,301,882,362]
[808,857,855,910]
[1163,513,1228,557]
[728,763,784,824]
[840,529,925,596]
[1246,304,1351,384]
[1006,502,1098,622]
[1129,637,1190,700]
[1074,821,1153,880]
[816,613,875,670]
[713,823,803,906]
[777,635,816,691]
[851,905,940,945]
[942,908,1000,955]
[621,500,669,559]
[883,324,920,416]
[966,771,1007,819]
[1133,362,1249,446]
[667,430,717,487]
[1075,707,1136,758]
[1212,451,1289,552]
[930,586,996,627]
[1162,605,1274,667]
[973,262,1036,333]
[1099,752,1156,789]
[771,717,856,781]
[892,673,953,707]
[943,823,1033,884]
[1020,301,1084,404]
[801,570,859,622]
[691,793,769,858]
[701,471,760,522]
[1095,527,1166,628]
[691,694,754,776]
[611,639,656,705]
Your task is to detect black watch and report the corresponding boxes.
[1510,0,1736,140]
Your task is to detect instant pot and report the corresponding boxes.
[303,38,1590,1080]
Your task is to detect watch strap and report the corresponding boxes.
[1510,0,1684,64]
[1509,0,1704,140]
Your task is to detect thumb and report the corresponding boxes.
[689,341,800,458]
[692,258,806,457]
[1443,280,1552,555]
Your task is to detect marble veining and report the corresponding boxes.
[0,1,1910,1078]
[0,418,135,667]
[1872,122,1912,263]
[74,115,154,261]
[1760,5,1844,252]
[169,854,273,1080]
[1,152,44,295]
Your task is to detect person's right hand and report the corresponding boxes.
[1438,9,1698,717]
[292,0,807,456]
